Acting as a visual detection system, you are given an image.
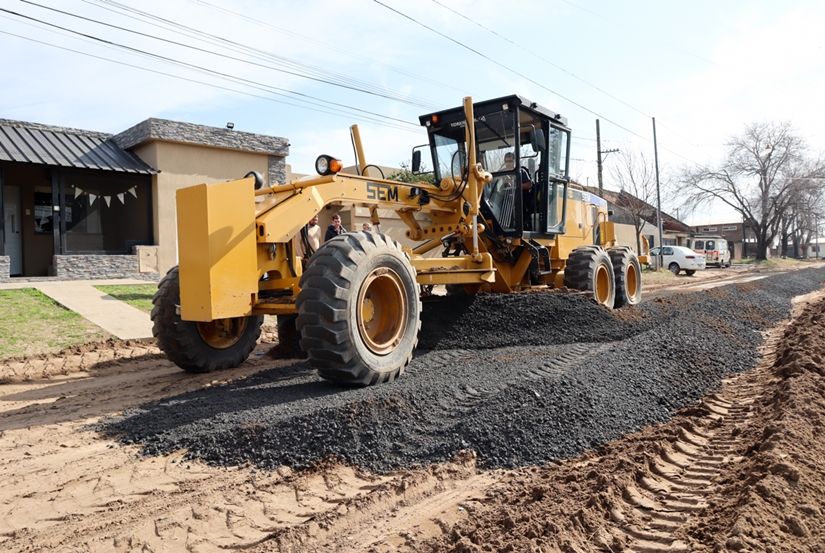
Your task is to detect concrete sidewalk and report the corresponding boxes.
[0,279,155,340]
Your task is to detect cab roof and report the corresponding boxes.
[418,95,569,130]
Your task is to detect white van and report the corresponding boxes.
[691,235,731,268]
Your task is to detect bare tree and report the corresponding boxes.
[681,121,818,260]
[779,157,825,257]
[609,146,661,254]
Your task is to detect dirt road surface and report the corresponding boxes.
[1,264,824,552]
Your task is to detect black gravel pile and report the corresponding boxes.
[417,291,655,350]
[95,267,825,473]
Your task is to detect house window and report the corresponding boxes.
[701,226,717,232]
[60,174,152,254]
[34,187,54,233]
[723,225,737,231]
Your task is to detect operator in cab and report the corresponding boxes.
[503,152,534,230]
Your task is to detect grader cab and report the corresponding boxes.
[152,95,644,385]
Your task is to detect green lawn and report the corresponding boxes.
[0,288,109,359]
[640,267,677,285]
[94,284,158,313]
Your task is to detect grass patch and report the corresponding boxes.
[0,288,109,359]
[734,257,812,269]
[641,267,677,286]
[94,284,157,313]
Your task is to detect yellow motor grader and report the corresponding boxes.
[152,95,645,384]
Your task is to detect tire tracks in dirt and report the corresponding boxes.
[612,370,764,552]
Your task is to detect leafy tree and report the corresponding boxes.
[387,161,435,185]
[681,121,823,260]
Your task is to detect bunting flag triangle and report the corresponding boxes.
[89,193,97,205]
[128,187,138,198]
[104,196,111,207]
[74,186,83,199]
[117,193,125,204]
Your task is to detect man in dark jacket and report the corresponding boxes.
[503,152,534,230]
[324,214,346,241]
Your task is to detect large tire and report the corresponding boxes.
[668,262,680,275]
[151,266,263,373]
[563,245,616,308]
[296,232,422,385]
[607,246,642,308]
[266,314,304,359]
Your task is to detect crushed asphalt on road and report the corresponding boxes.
[95,266,825,475]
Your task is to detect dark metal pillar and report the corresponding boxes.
[596,119,603,197]
[51,169,61,259]
[0,164,5,257]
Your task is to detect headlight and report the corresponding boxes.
[315,155,343,176]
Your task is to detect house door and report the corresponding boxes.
[3,185,23,275]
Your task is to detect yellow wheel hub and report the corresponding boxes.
[626,262,640,302]
[357,267,408,355]
[197,317,248,349]
[594,263,612,306]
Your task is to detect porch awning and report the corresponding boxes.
[0,121,158,175]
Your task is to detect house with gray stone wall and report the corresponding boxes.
[0,118,288,282]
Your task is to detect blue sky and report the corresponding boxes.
[2,0,824,224]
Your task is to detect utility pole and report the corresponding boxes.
[652,117,663,268]
[595,119,619,198]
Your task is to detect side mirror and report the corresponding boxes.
[530,128,546,152]
[412,149,421,173]
[244,170,264,190]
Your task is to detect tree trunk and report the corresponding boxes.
[756,228,770,261]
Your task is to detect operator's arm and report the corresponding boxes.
[520,168,533,191]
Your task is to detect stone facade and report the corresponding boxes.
[115,118,289,157]
[53,255,159,281]
[269,154,287,185]
[0,256,9,283]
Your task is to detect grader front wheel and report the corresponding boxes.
[151,266,263,373]
[296,232,422,385]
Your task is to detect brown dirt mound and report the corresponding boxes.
[420,293,825,553]
[0,326,278,383]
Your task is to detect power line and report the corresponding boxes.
[427,0,716,165]
[372,0,710,169]
[0,24,420,134]
[371,0,650,139]
[84,0,443,110]
[20,0,436,111]
[429,0,650,119]
[2,6,423,127]
[185,0,470,97]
